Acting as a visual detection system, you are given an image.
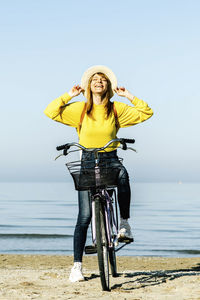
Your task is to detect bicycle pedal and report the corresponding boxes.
[85,245,97,254]
[118,237,134,244]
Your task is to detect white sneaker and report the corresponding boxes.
[117,218,134,242]
[69,262,85,282]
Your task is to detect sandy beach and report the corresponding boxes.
[0,255,200,299]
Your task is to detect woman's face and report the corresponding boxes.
[90,73,108,95]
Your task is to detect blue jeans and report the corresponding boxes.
[73,150,131,262]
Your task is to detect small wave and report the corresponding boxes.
[0,225,17,228]
[0,225,72,229]
[152,249,200,255]
[1,249,72,253]
[31,217,74,221]
[173,250,200,255]
[0,233,73,239]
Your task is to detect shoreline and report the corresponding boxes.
[0,255,200,299]
[1,254,200,270]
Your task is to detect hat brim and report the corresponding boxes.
[81,65,117,99]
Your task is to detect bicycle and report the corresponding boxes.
[56,138,136,291]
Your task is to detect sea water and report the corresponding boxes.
[0,182,199,257]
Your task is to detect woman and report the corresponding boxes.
[44,65,153,282]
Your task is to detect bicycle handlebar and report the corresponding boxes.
[56,138,135,153]
[56,144,71,151]
[121,138,135,144]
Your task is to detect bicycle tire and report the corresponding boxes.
[109,247,117,277]
[95,196,110,291]
[108,190,118,277]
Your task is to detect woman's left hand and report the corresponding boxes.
[114,87,133,99]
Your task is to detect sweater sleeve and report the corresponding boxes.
[114,97,153,128]
[44,93,85,127]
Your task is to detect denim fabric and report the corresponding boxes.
[74,190,91,262]
[73,150,131,262]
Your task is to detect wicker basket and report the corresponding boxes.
[66,160,121,191]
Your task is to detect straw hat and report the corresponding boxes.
[81,65,117,99]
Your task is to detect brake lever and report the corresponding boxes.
[127,147,137,152]
[117,146,137,152]
[54,148,81,161]
[54,154,64,161]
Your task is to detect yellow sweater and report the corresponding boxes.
[44,93,153,151]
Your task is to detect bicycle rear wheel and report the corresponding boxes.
[95,196,110,291]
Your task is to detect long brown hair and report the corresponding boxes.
[86,73,114,119]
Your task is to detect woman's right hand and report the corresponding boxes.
[68,85,84,98]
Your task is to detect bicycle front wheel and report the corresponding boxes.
[95,196,110,291]
[109,247,117,277]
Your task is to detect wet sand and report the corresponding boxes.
[0,254,200,299]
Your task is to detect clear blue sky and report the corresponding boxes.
[1,0,200,182]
